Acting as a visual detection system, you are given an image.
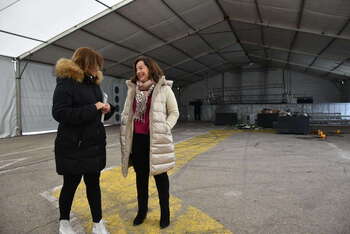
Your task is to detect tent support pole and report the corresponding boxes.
[15,59,22,136]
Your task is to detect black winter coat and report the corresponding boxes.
[52,58,115,175]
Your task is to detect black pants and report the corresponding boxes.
[59,173,102,222]
[130,133,169,216]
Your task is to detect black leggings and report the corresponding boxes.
[131,133,169,214]
[59,173,102,222]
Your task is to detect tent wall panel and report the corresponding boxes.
[21,62,59,134]
[181,72,241,109]
[184,103,350,122]
[0,56,16,138]
[287,71,341,103]
[182,69,342,110]
[344,81,350,102]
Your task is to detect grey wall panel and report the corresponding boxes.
[21,62,57,134]
[182,68,342,105]
[181,72,241,106]
[193,103,350,123]
[0,56,16,138]
[181,68,347,121]
[288,71,341,103]
[344,81,350,102]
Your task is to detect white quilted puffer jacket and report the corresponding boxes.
[120,76,179,177]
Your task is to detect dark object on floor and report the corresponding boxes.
[274,116,310,134]
[215,113,238,125]
[257,113,279,128]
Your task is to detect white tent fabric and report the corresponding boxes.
[20,61,125,135]
[0,0,132,57]
[0,56,16,138]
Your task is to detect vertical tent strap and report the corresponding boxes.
[15,59,22,136]
[14,59,29,136]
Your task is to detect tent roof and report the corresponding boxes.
[0,0,131,57]
[3,0,350,86]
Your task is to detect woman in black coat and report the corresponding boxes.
[52,47,114,234]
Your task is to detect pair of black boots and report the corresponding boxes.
[133,198,170,228]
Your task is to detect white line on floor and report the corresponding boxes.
[40,187,86,234]
[327,142,350,160]
[0,166,25,175]
[0,142,120,158]
[0,146,53,158]
[0,157,27,169]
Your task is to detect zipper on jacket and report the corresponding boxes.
[77,125,83,149]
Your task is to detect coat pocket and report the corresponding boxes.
[166,122,171,134]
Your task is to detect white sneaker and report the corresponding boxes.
[92,219,110,234]
[59,220,76,234]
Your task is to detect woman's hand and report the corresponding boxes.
[95,102,105,110]
[102,103,111,114]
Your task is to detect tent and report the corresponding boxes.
[1,0,350,137]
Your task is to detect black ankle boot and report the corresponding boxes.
[134,195,148,226]
[160,215,170,229]
[159,207,170,229]
[133,211,147,226]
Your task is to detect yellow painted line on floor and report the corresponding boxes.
[52,129,240,233]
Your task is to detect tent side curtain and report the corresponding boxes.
[21,62,58,134]
[0,56,16,138]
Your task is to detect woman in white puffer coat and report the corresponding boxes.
[120,56,179,229]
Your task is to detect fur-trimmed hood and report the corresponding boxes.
[55,58,103,84]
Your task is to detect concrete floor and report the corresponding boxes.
[1,122,350,234]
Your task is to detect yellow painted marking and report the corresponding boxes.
[52,130,241,233]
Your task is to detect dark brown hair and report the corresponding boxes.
[131,56,164,83]
[72,47,103,75]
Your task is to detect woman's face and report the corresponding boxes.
[136,60,149,83]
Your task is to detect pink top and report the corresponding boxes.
[133,94,152,134]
